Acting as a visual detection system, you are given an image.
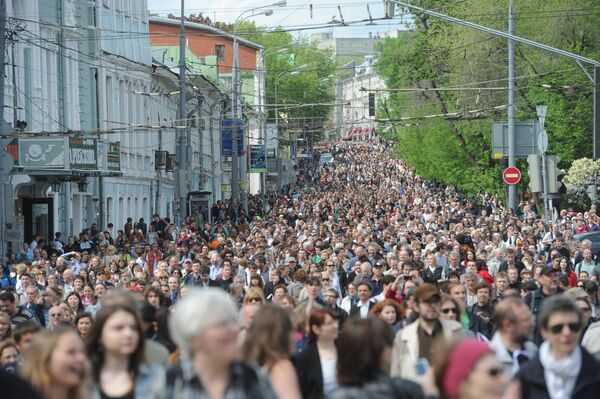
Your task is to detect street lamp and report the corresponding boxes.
[232,1,286,212]
[274,65,308,139]
[536,105,550,223]
[255,45,292,198]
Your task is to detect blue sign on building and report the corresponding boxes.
[221,119,244,156]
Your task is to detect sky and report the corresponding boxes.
[147,0,410,38]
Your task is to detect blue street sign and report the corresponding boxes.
[221,119,244,156]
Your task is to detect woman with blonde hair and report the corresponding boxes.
[0,312,12,340]
[241,304,302,399]
[20,327,91,399]
[243,287,266,305]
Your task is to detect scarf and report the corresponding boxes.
[538,340,581,399]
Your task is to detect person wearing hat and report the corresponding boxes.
[525,266,564,346]
[390,283,463,381]
[435,338,509,399]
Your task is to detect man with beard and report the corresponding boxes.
[390,283,463,381]
[489,297,537,376]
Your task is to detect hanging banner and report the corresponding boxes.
[249,144,267,173]
[221,119,244,156]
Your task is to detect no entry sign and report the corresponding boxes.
[503,167,521,185]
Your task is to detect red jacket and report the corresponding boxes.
[384,286,403,304]
[478,270,495,288]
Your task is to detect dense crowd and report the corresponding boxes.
[2,138,600,399]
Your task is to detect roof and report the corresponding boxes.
[149,17,264,51]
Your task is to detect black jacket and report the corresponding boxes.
[294,342,324,399]
[349,300,375,318]
[329,372,423,399]
[525,287,564,345]
[516,347,600,399]
[421,266,443,285]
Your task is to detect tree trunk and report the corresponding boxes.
[428,81,480,168]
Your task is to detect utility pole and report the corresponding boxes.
[196,93,203,193]
[595,66,600,158]
[231,35,240,209]
[0,0,14,263]
[507,0,516,211]
[177,0,188,225]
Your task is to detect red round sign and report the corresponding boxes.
[503,167,521,185]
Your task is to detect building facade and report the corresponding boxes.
[149,18,265,198]
[2,0,221,252]
[311,32,385,57]
[334,56,387,140]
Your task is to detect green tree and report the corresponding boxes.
[237,22,337,143]
[376,0,600,196]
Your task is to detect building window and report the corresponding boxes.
[215,45,225,61]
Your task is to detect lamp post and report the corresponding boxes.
[274,65,307,191]
[256,46,289,196]
[232,1,286,213]
[536,105,550,223]
[274,64,308,140]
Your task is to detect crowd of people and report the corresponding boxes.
[2,138,600,399]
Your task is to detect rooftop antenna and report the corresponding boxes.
[337,5,346,25]
[367,5,376,25]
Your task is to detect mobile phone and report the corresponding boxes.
[403,275,412,281]
[415,358,430,376]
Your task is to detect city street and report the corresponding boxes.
[1,1,600,398]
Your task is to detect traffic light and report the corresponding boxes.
[527,154,543,193]
[546,154,566,194]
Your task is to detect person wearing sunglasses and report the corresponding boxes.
[435,338,509,399]
[514,294,600,399]
[439,294,461,323]
[391,284,463,381]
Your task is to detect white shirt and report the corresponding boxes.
[320,357,338,394]
[358,300,371,319]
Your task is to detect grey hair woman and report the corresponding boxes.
[166,288,276,399]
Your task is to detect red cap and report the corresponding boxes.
[442,339,491,399]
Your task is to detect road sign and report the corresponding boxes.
[503,167,521,185]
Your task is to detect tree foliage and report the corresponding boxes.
[237,22,338,142]
[376,0,600,196]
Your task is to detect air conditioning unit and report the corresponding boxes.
[155,150,167,169]
[166,153,177,171]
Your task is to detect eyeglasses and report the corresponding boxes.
[441,307,457,314]
[247,297,262,303]
[322,278,330,282]
[548,322,582,335]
